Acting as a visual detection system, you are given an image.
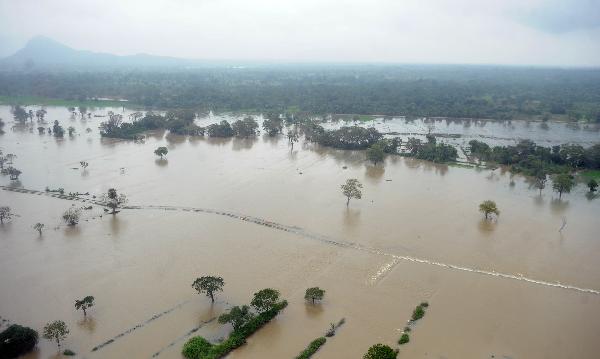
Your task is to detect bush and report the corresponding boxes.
[398,333,410,345]
[295,337,326,359]
[63,349,76,356]
[363,344,397,359]
[182,336,212,359]
[0,324,39,359]
[420,301,429,308]
[411,305,425,321]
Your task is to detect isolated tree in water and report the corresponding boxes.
[192,276,224,303]
[251,288,280,313]
[33,222,44,235]
[287,128,299,150]
[0,206,13,224]
[304,287,325,304]
[341,178,363,206]
[62,207,81,226]
[7,166,22,180]
[479,200,499,220]
[534,170,547,195]
[363,344,397,359]
[80,161,89,170]
[154,146,168,159]
[218,305,254,330]
[101,188,128,214]
[75,296,95,317]
[552,174,574,199]
[42,320,69,351]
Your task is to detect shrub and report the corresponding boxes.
[363,344,397,359]
[411,306,425,321]
[182,336,212,359]
[63,349,76,356]
[295,337,326,359]
[0,324,39,358]
[398,333,410,345]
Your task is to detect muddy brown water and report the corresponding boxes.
[1,106,599,358]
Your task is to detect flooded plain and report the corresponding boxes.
[1,105,600,359]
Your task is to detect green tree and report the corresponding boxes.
[262,114,283,136]
[534,170,547,195]
[53,120,65,137]
[12,105,28,123]
[341,179,363,207]
[191,276,224,303]
[75,296,95,317]
[287,128,299,150]
[42,320,69,351]
[363,344,397,359]
[251,288,280,313]
[552,174,574,199]
[479,200,499,220]
[587,179,598,192]
[218,305,254,330]
[304,287,325,304]
[0,324,39,358]
[62,207,81,226]
[366,143,385,165]
[101,188,127,214]
[33,222,45,235]
[154,146,168,159]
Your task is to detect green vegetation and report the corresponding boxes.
[206,120,234,137]
[366,143,385,165]
[0,206,13,224]
[398,333,410,345]
[191,276,224,303]
[63,349,76,356]
[42,320,69,350]
[231,117,259,137]
[305,125,382,150]
[62,207,81,226]
[581,170,600,180]
[100,188,127,214]
[479,200,500,220]
[262,113,283,136]
[75,295,95,317]
[469,140,600,176]
[0,324,39,358]
[363,344,398,359]
[182,337,212,359]
[182,300,288,359]
[404,136,458,163]
[552,174,574,199]
[218,305,254,330]
[588,179,598,192]
[250,288,281,313]
[154,146,168,159]
[304,287,325,304]
[411,305,425,321]
[295,337,327,359]
[0,95,134,108]
[341,178,363,207]
[33,222,45,235]
[2,66,599,121]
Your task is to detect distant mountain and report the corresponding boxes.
[0,36,206,69]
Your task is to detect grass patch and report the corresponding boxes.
[580,170,600,180]
[295,337,326,359]
[0,95,135,108]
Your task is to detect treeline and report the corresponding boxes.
[2,65,600,121]
[469,140,600,175]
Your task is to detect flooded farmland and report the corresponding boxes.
[1,105,600,359]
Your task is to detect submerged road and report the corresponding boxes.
[2,185,599,296]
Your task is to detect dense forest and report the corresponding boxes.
[1,65,599,121]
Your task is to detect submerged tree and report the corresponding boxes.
[0,324,39,358]
[304,287,325,304]
[33,222,45,235]
[12,105,28,123]
[6,167,21,180]
[552,174,574,199]
[75,296,95,317]
[587,179,598,192]
[251,288,281,313]
[100,188,128,214]
[287,128,299,150]
[42,320,69,351]
[67,126,76,136]
[192,276,224,303]
[80,161,89,170]
[363,344,397,359]
[62,207,81,226]
[0,206,13,224]
[218,305,254,330]
[479,200,499,220]
[341,179,363,207]
[534,171,547,195]
[366,143,385,165]
[53,120,65,137]
[262,114,283,136]
[154,146,169,159]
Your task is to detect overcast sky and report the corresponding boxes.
[0,0,599,66]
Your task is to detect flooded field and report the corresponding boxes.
[1,105,600,358]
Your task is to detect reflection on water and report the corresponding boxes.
[154,158,168,167]
[550,198,570,214]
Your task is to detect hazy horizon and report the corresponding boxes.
[1,0,599,67]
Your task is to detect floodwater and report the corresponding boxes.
[1,105,599,359]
